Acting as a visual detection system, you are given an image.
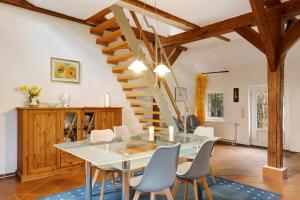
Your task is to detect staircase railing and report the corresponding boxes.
[111,4,179,132]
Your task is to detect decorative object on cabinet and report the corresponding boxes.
[233,88,239,102]
[18,85,41,106]
[51,58,80,83]
[104,93,110,107]
[17,107,122,182]
[61,92,70,107]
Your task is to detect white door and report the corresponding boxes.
[250,86,289,149]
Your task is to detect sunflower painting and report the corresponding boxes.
[51,58,80,83]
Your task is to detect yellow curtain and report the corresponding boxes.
[195,73,208,124]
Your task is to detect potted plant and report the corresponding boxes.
[19,86,41,106]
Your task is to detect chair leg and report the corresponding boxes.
[133,191,141,200]
[111,171,116,190]
[164,188,173,200]
[171,178,181,198]
[210,166,217,184]
[92,168,100,189]
[200,177,213,200]
[100,171,106,200]
[184,182,189,200]
[150,192,156,200]
[193,179,198,200]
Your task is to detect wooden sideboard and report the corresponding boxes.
[17,107,122,182]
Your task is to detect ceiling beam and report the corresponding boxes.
[282,19,300,54]
[161,0,300,47]
[250,0,278,69]
[117,0,230,42]
[0,0,89,25]
[235,26,265,54]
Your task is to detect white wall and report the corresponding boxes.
[176,36,300,153]
[0,4,143,174]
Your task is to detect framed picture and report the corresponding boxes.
[233,88,239,102]
[175,87,187,102]
[51,58,80,83]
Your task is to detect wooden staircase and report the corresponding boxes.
[88,12,169,132]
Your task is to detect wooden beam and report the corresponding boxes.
[161,0,300,47]
[119,0,199,29]
[0,0,89,25]
[235,26,265,54]
[250,0,278,70]
[117,0,230,42]
[282,19,300,54]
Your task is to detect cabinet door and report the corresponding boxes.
[82,109,97,139]
[60,109,84,168]
[97,109,122,130]
[28,110,59,174]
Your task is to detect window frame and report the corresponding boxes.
[205,92,224,122]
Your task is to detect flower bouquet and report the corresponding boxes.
[19,86,41,106]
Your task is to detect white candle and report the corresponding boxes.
[149,126,155,141]
[105,93,110,107]
[169,126,174,142]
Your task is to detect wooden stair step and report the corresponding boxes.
[142,126,168,131]
[139,118,165,123]
[117,73,144,82]
[102,41,129,55]
[90,17,119,35]
[87,8,112,25]
[123,84,149,91]
[126,93,153,99]
[96,29,123,46]
[130,101,157,107]
[112,65,129,73]
[134,110,161,115]
[107,52,134,64]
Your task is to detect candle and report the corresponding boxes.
[169,126,174,142]
[149,126,155,141]
[105,93,110,107]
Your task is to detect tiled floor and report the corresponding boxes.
[1,144,299,200]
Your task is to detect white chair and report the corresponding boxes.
[90,129,119,200]
[187,126,217,184]
[113,125,131,138]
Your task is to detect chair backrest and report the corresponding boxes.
[179,140,215,180]
[135,143,181,193]
[173,117,184,132]
[113,125,130,137]
[90,129,115,144]
[190,115,201,127]
[194,126,214,138]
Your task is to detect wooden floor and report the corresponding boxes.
[0,144,299,200]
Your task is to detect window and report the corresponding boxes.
[207,93,224,120]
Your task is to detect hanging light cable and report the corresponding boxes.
[128,1,147,73]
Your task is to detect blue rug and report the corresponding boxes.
[39,176,281,200]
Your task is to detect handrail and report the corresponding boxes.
[130,11,183,124]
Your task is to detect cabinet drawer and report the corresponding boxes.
[61,157,84,168]
[61,151,75,158]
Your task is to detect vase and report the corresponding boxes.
[29,97,39,106]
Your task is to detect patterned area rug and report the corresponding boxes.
[39,176,281,200]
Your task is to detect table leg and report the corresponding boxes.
[122,161,131,200]
[85,161,92,200]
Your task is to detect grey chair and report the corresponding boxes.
[172,140,215,200]
[173,116,184,133]
[130,144,181,200]
[186,115,201,133]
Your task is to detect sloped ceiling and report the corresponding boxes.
[27,0,118,19]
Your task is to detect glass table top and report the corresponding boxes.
[54,132,218,166]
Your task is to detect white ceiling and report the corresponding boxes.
[27,0,252,25]
[27,0,118,19]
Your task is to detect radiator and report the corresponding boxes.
[204,121,239,145]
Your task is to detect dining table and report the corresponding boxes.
[54,132,219,200]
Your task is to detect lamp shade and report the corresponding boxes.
[128,59,147,73]
[154,63,170,76]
